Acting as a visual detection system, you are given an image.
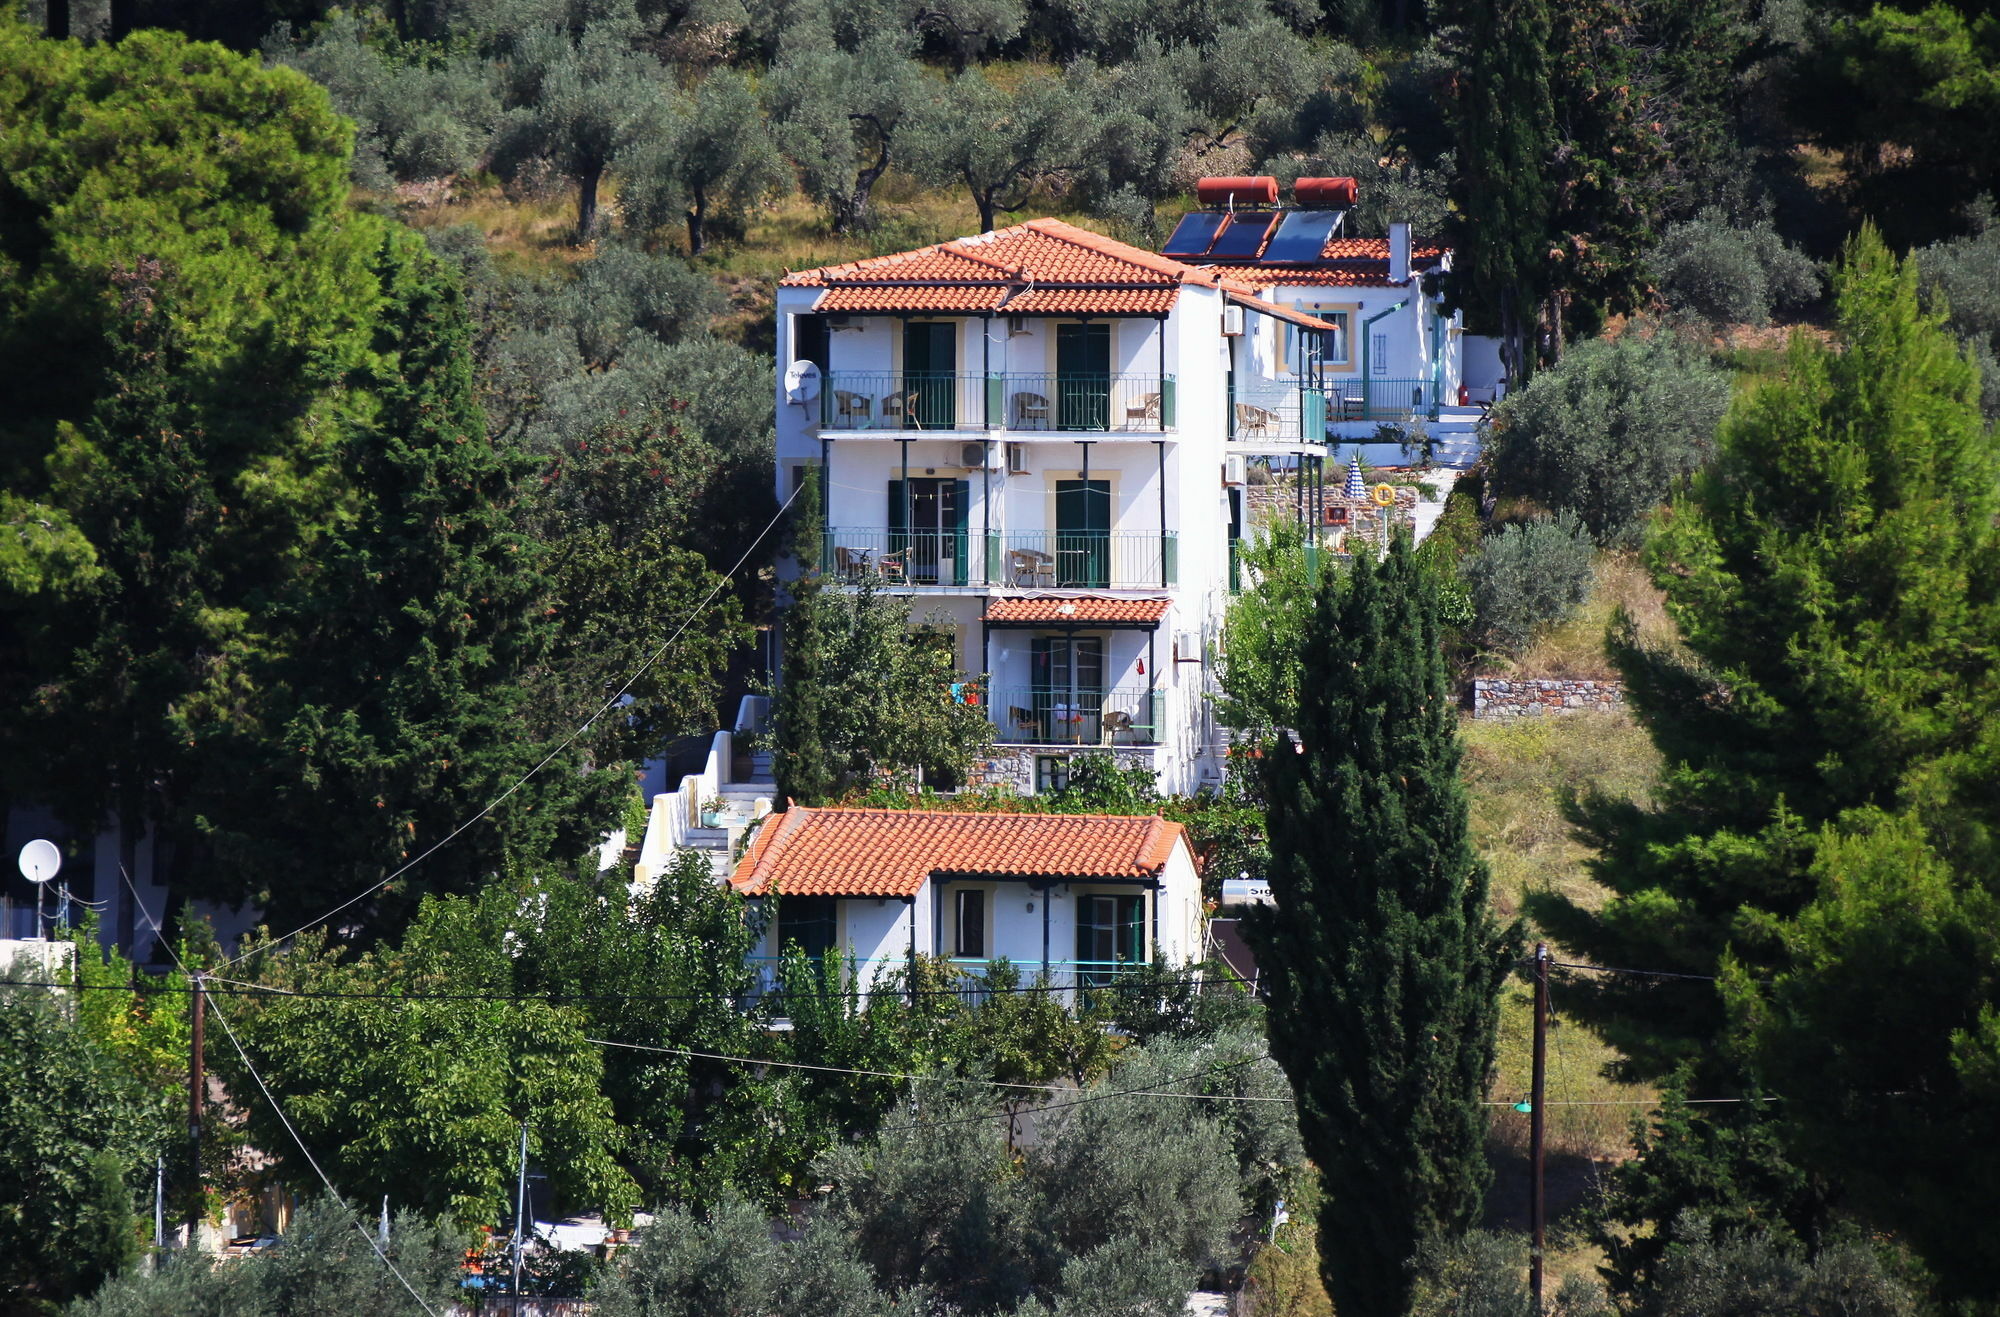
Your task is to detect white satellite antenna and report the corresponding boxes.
[783,359,822,406]
[17,839,60,884]
[17,839,62,941]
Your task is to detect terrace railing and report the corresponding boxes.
[819,373,1176,433]
[989,687,1159,746]
[1322,377,1441,423]
[822,528,1176,591]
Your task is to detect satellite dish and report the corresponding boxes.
[784,359,822,405]
[18,839,61,885]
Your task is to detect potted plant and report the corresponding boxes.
[699,796,726,828]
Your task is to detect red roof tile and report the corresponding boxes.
[730,807,1187,897]
[1225,238,1450,288]
[983,597,1172,626]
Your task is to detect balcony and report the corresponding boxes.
[1226,378,1443,440]
[1323,377,1441,424]
[819,372,1175,433]
[990,686,1159,746]
[823,528,1177,591]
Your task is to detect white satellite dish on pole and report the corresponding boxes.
[17,839,61,885]
[784,359,822,405]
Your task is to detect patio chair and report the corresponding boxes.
[1233,402,1277,438]
[1012,392,1050,429]
[882,390,920,428]
[1124,392,1161,427]
[833,390,872,427]
[1007,547,1055,587]
[874,549,908,584]
[1100,709,1134,745]
[1008,706,1040,739]
[832,545,866,581]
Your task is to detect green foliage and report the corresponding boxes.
[903,65,1095,233]
[765,30,923,233]
[1632,1215,1920,1317]
[1915,201,2000,419]
[0,492,99,599]
[73,1195,472,1317]
[771,571,994,804]
[0,977,170,1309]
[1647,208,1822,328]
[592,1194,891,1317]
[1464,514,1595,656]
[1252,538,1516,1317]
[623,68,788,255]
[1533,230,2000,1089]
[1486,330,1731,546]
[1217,518,1333,736]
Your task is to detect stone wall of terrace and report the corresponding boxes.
[1468,678,1627,719]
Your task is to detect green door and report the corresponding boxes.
[1076,893,1144,986]
[1031,634,1104,743]
[1055,478,1110,588]
[1056,323,1110,430]
[902,321,957,428]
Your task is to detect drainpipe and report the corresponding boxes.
[906,895,917,997]
[1359,300,1408,421]
[1041,883,1051,979]
[819,434,831,568]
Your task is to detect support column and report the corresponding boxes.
[1156,440,1168,588]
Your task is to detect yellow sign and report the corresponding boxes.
[1370,483,1396,507]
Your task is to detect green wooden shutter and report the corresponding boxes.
[951,479,970,586]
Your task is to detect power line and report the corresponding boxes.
[873,1056,1273,1132]
[1549,960,1718,982]
[116,867,438,1313]
[215,482,806,970]
[589,1036,1296,1103]
[3,966,1252,1006]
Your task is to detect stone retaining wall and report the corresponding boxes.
[1468,678,1626,719]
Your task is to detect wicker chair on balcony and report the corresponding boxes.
[1012,392,1050,429]
[1006,547,1055,587]
[832,546,867,581]
[1233,402,1277,438]
[833,390,872,427]
[1124,392,1161,427]
[874,550,908,584]
[1008,706,1041,739]
[1100,709,1134,745]
[882,390,920,429]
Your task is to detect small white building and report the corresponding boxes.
[729,806,1203,996]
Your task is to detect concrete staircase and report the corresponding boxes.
[632,696,778,885]
[1426,405,1485,469]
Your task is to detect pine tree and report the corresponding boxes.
[1534,227,2000,1083]
[1254,539,1517,1317]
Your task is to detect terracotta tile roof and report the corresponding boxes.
[1227,292,1338,330]
[1225,238,1450,288]
[730,807,1187,897]
[983,597,1172,626]
[782,218,1224,317]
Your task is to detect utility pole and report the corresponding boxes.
[188,975,205,1245]
[1529,943,1549,1312]
[512,1122,529,1316]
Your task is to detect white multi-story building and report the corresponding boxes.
[771,180,1456,796]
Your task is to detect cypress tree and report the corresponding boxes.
[1254,539,1516,1317]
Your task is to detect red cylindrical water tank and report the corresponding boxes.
[1195,176,1280,207]
[1293,177,1358,208]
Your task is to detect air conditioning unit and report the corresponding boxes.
[827,314,856,331]
[1221,304,1245,336]
[1006,315,1030,336]
[959,441,992,469]
[1006,442,1029,473]
[1174,630,1204,665]
[1223,453,1247,486]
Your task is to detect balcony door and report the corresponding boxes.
[889,477,969,585]
[1056,323,1110,430]
[1054,478,1110,588]
[903,321,957,428]
[1076,893,1143,985]
[1032,635,1103,743]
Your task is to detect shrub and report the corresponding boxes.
[1486,331,1730,547]
[1646,208,1822,327]
[1465,514,1595,656]
[1916,204,2000,420]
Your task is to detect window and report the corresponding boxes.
[779,896,837,961]
[1036,755,1070,793]
[956,889,986,958]
[1075,893,1145,986]
[793,314,827,370]
[1284,307,1352,373]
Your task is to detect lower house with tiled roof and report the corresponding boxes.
[729,806,1204,996]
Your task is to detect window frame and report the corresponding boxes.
[955,888,987,958]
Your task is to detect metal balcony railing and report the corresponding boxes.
[989,687,1159,746]
[822,528,1177,590]
[818,373,1176,432]
[1322,377,1441,423]
[1227,384,1328,443]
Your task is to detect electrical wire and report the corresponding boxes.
[5,967,1253,1006]
[215,482,806,971]
[872,1056,1272,1132]
[115,867,440,1313]
[588,1036,1295,1103]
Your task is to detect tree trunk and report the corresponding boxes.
[838,122,892,235]
[974,189,997,235]
[47,0,70,39]
[1541,289,1564,368]
[575,160,603,245]
[686,187,707,256]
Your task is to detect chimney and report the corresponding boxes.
[1389,223,1411,284]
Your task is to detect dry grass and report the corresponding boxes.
[1488,552,1674,682]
